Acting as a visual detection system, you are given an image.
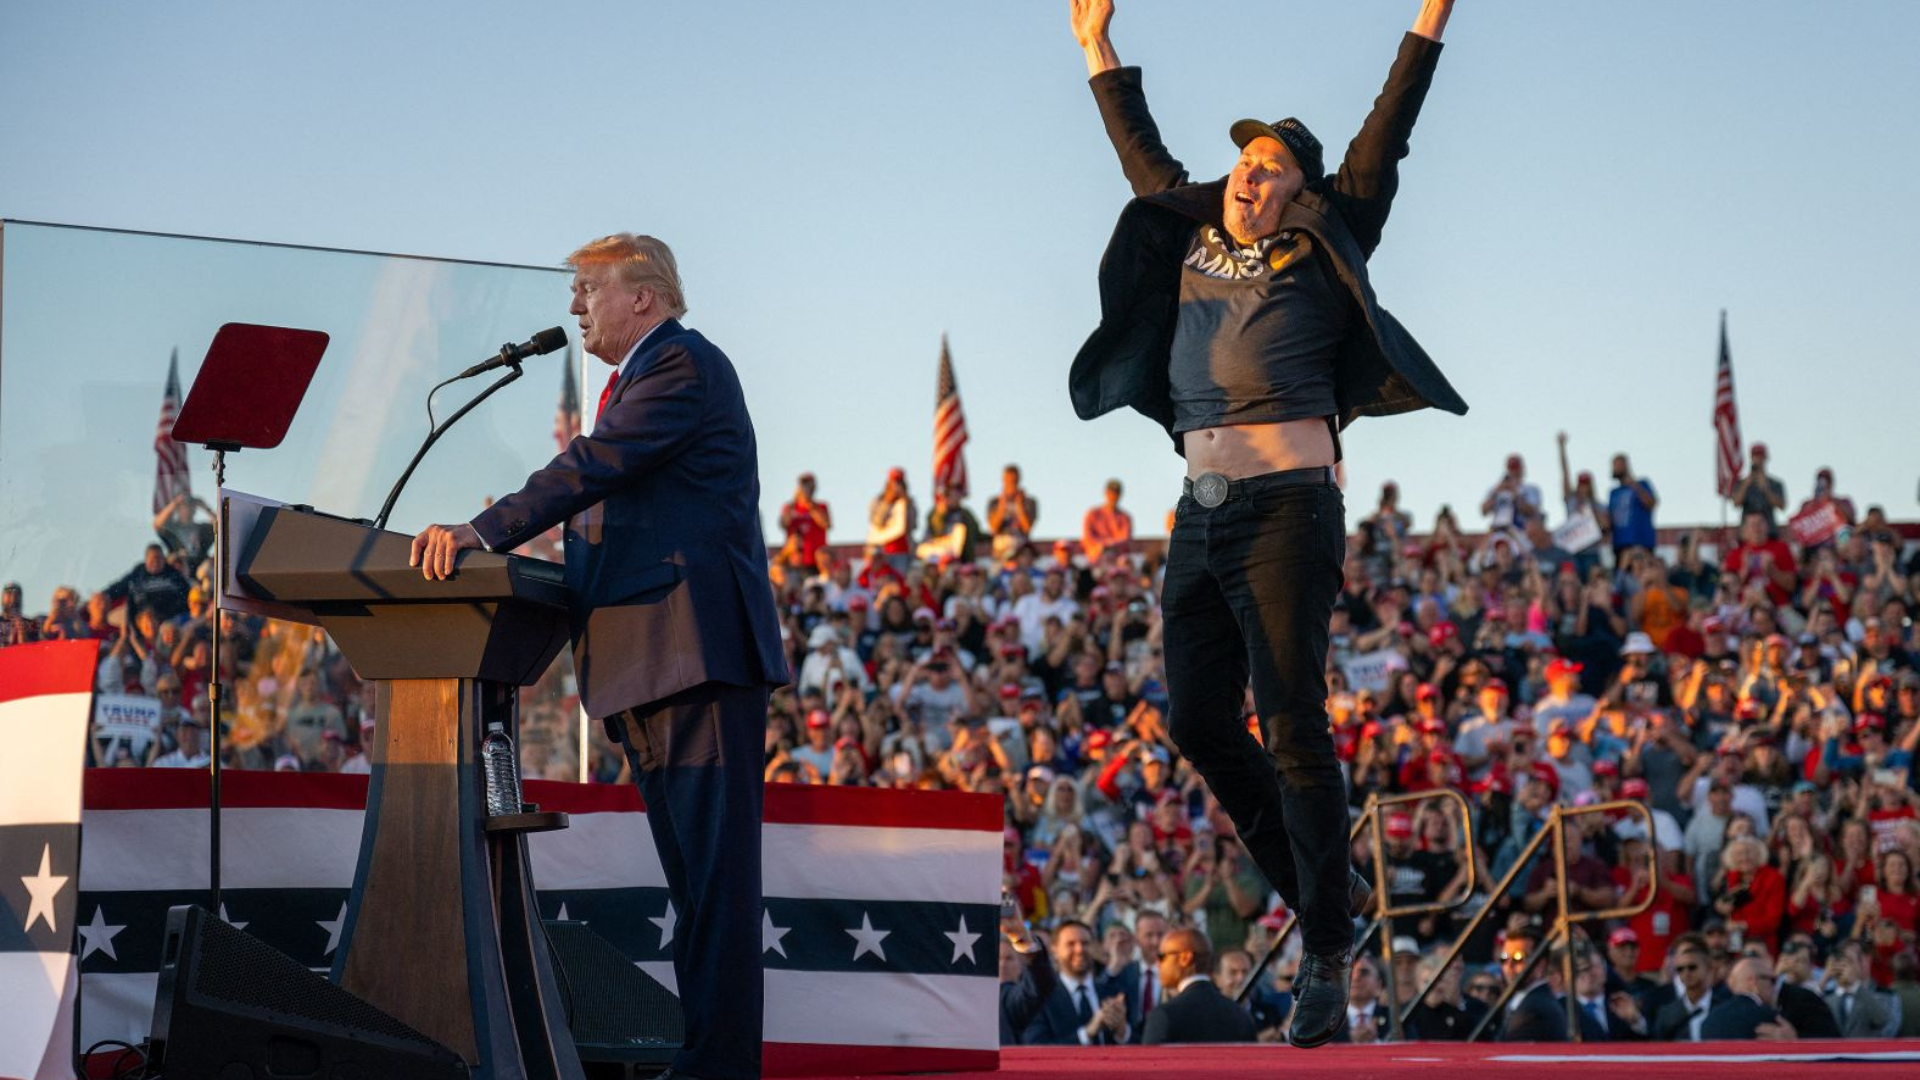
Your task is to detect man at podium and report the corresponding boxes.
[412,232,789,1080]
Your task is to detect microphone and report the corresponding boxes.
[454,326,569,380]
[370,327,567,531]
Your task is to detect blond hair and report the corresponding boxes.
[566,233,687,318]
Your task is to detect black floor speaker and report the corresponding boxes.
[543,919,683,1077]
[148,904,467,1079]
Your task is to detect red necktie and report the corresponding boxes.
[1143,971,1156,1017]
[595,367,620,423]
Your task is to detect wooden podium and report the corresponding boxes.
[234,502,585,1080]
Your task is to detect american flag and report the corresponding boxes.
[1713,311,1743,499]
[152,348,191,515]
[554,340,581,452]
[932,335,969,497]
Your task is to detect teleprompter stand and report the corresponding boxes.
[154,323,586,1079]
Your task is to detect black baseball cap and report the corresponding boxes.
[1229,117,1324,181]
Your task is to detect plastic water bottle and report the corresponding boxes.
[482,720,521,817]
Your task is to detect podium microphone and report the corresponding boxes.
[372,327,571,530]
[455,326,569,380]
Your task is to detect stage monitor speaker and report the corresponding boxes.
[149,904,467,1079]
[543,919,683,1075]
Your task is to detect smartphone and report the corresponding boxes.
[1000,888,1021,922]
[1860,885,1879,907]
[1872,768,1899,787]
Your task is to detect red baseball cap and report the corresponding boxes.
[1385,814,1415,838]
[1484,677,1509,695]
[1086,729,1113,751]
[1592,759,1620,778]
[998,683,1022,699]
[1418,717,1448,735]
[1546,657,1584,680]
[1428,622,1458,646]
[1530,762,1560,796]
[806,710,831,729]
[1620,777,1650,800]
[1608,927,1640,948]
[1856,712,1888,733]
[1416,683,1441,701]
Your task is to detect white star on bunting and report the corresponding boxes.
[218,903,247,932]
[846,912,890,963]
[556,903,571,922]
[21,844,69,933]
[943,914,982,965]
[650,900,677,949]
[78,906,126,961]
[763,910,792,958]
[318,901,348,956]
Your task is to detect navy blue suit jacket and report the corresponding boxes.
[1023,972,1126,1045]
[472,319,788,720]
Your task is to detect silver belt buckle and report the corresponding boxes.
[1192,472,1230,508]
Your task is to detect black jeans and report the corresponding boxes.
[1161,477,1352,954]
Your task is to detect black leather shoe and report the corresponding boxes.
[1349,869,1373,919]
[1287,947,1352,1049]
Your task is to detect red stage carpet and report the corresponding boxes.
[886,1042,1920,1080]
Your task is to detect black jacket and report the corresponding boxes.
[1070,33,1468,451]
[1000,941,1060,1045]
[1142,978,1256,1044]
[1654,985,1730,1041]
[1699,994,1780,1041]
[1405,996,1487,1041]
[1777,982,1841,1039]
[1501,983,1570,1042]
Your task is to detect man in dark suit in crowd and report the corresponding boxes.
[1061,0,1465,1048]
[1023,921,1131,1044]
[1335,953,1393,1043]
[1502,945,1571,1042]
[1822,939,1902,1038]
[1702,957,1799,1041]
[413,233,787,1080]
[1653,941,1728,1041]
[1571,944,1647,1041]
[999,912,1058,1044]
[1143,928,1256,1044]
[1105,910,1170,1041]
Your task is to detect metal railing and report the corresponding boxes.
[1453,799,1658,1041]
[1239,788,1478,1043]
[1237,794,1657,1045]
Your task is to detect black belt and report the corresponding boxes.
[1181,466,1334,508]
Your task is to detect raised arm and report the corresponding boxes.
[1328,0,1455,258]
[1070,0,1119,77]
[1074,0,1190,196]
[1413,0,1454,41]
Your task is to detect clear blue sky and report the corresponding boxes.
[4,0,1918,557]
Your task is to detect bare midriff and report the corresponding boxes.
[1182,418,1335,480]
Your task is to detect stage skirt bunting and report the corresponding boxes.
[0,641,96,1080]
[73,769,1003,1075]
